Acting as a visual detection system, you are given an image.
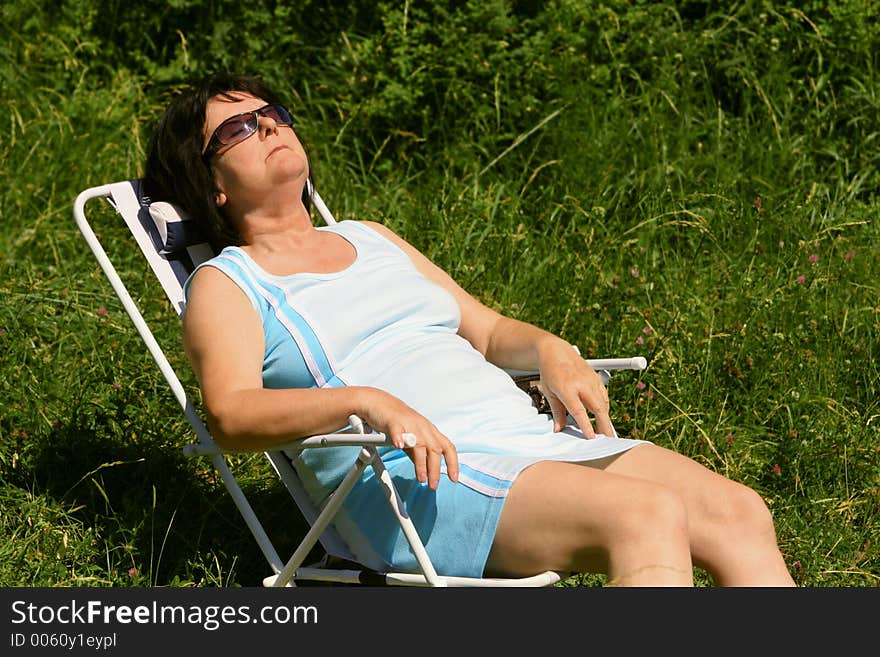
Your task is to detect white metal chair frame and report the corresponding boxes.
[73,179,647,587]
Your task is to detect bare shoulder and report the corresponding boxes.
[184,265,257,326]
[189,266,238,299]
[182,263,263,364]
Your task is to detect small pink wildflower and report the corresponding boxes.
[808,253,819,263]
[778,241,785,248]
[630,267,639,278]
[637,381,646,391]
[96,306,108,317]
[844,249,855,262]
[128,567,138,578]
[796,275,806,285]
[642,326,652,335]
[111,382,121,390]
[772,463,782,475]
[0,328,7,336]
[635,336,644,345]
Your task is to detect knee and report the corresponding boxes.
[617,484,690,545]
[714,482,778,544]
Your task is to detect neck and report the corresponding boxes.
[231,197,315,248]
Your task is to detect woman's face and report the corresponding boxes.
[203,92,309,214]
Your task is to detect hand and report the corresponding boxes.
[356,388,459,490]
[536,341,614,438]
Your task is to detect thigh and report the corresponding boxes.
[598,442,742,505]
[596,442,761,538]
[596,443,793,583]
[483,455,679,577]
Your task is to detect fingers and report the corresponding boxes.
[552,389,596,438]
[388,428,409,450]
[593,412,615,438]
[542,379,611,439]
[582,382,611,437]
[569,405,597,439]
[387,427,421,450]
[364,390,458,490]
[408,431,459,490]
[546,393,570,434]
[390,416,458,489]
[426,448,443,489]
[443,439,460,485]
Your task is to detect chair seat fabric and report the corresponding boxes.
[184,219,649,577]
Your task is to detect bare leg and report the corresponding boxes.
[484,459,695,586]
[598,443,795,586]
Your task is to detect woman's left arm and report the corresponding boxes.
[362,221,613,437]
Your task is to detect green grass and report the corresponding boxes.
[1,0,878,587]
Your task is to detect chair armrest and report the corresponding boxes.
[508,355,648,416]
[504,356,647,378]
[182,417,414,457]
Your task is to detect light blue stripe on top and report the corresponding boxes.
[450,463,514,498]
[213,249,338,388]
[183,256,262,313]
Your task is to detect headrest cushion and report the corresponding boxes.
[147,201,207,254]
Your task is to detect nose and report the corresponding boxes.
[256,113,279,137]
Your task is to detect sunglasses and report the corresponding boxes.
[202,104,294,160]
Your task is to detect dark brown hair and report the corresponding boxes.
[143,73,312,249]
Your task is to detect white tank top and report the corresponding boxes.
[185,220,647,500]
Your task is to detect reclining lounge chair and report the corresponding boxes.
[73,180,647,587]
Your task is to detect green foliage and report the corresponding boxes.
[1,0,878,587]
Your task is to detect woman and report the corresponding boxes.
[144,74,795,586]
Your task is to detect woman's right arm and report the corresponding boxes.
[182,266,458,488]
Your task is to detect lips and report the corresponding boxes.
[267,145,290,158]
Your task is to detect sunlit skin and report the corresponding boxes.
[204,93,312,237]
[183,91,796,586]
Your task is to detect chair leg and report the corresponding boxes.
[366,448,446,587]
[271,445,448,587]
[268,450,372,587]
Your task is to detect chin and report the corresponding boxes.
[273,153,308,181]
